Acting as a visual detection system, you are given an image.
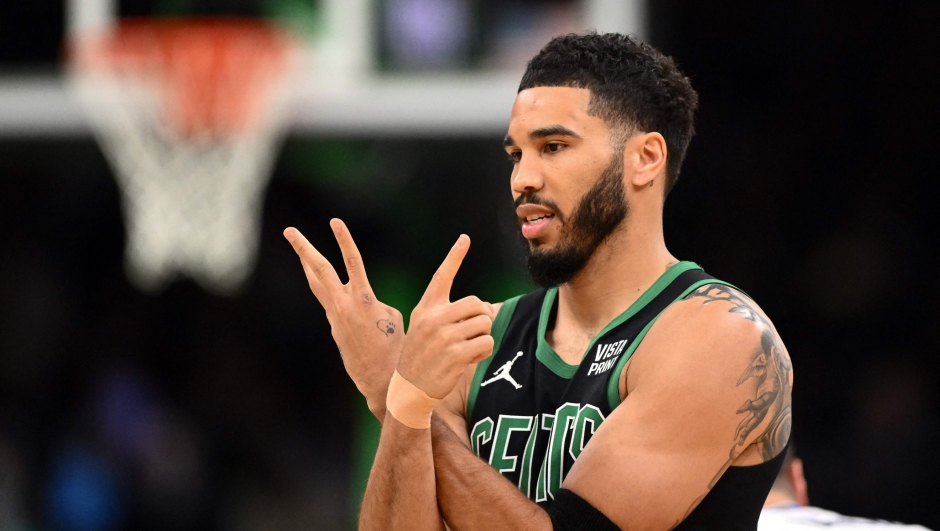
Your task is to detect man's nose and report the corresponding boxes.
[511,157,544,194]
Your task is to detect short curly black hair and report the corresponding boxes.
[519,33,698,196]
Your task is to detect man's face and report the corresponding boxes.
[504,87,629,287]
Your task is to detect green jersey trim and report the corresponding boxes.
[535,261,703,379]
[534,287,577,378]
[605,278,740,410]
[467,294,523,418]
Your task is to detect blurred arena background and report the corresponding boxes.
[0,0,938,530]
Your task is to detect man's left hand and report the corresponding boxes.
[284,219,403,420]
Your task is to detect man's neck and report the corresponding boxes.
[555,220,676,337]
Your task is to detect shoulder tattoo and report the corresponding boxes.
[671,285,793,527]
[685,284,793,461]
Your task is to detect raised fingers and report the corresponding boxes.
[283,227,343,299]
[330,218,373,292]
[421,234,470,306]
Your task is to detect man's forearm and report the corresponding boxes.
[431,414,552,531]
[364,382,389,422]
[360,414,444,531]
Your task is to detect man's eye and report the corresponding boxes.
[507,151,522,163]
[545,143,563,153]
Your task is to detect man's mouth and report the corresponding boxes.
[521,213,555,239]
[525,214,553,222]
[516,202,559,240]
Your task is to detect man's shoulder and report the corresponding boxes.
[759,506,933,531]
[645,282,784,364]
[626,280,793,459]
[671,282,773,331]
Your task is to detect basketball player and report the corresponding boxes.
[285,33,793,530]
[760,448,931,530]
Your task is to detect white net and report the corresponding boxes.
[69,22,296,295]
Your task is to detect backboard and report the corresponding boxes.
[1,0,645,137]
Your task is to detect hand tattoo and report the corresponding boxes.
[376,318,396,337]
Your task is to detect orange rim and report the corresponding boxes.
[70,18,294,137]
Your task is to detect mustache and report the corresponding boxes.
[513,193,564,220]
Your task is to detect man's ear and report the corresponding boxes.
[626,132,667,188]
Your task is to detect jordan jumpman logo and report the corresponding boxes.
[481,351,524,390]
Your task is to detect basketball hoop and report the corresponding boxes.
[68,19,298,295]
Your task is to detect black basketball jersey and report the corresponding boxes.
[466,261,788,530]
[466,262,732,504]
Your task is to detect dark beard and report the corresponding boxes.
[518,153,628,288]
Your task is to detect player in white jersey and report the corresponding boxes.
[759,447,931,531]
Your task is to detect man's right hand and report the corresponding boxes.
[284,219,403,421]
[398,235,496,401]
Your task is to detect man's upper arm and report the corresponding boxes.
[562,289,793,530]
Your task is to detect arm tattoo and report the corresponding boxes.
[377,318,396,337]
[686,284,792,459]
[670,285,793,527]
